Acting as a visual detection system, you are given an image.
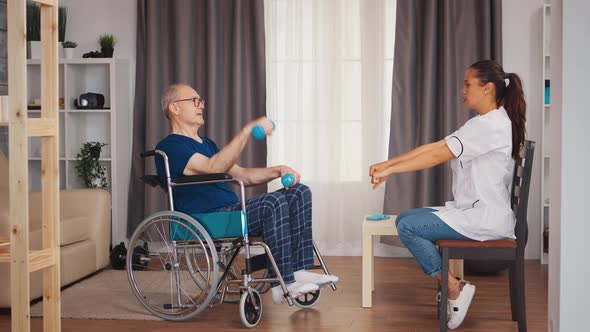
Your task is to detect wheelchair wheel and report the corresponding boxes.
[293,289,321,309]
[239,289,262,328]
[127,211,219,321]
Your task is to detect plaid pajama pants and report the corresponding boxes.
[212,183,314,284]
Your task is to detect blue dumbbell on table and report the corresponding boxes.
[252,120,276,140]
[281,173,295,187]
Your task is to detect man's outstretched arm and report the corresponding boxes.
[182,118,273,176]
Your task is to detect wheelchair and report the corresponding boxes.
[126,150,337,327]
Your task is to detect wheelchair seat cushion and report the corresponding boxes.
[170,211,245,240]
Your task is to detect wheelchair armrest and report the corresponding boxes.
[174,173,233,184]
[141,175,166,189]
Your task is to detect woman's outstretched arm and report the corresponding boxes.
[370,140,455,189]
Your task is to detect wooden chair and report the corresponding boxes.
[437,140,535,332]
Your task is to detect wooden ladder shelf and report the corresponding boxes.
[1,0,62,331]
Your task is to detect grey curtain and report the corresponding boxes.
[0,0,6,96]
[0,0,7,156]
[383,0,502,244]
[128,0,267,235]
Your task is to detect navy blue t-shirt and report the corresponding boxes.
[155,134,239,214]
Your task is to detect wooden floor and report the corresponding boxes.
[0,257,547,331]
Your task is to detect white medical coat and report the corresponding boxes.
[433,106,516,241]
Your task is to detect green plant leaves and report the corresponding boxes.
[75,141,108,189]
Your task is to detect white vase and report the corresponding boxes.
[63,48,74,59]
[29,41,41,59]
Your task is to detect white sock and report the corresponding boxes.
[294,269,339,285]
[271,281,318,304]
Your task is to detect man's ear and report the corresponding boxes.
[168,103,179,117]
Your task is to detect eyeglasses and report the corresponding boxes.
[173,96,205,107]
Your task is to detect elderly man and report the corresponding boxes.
[155,84,338,303]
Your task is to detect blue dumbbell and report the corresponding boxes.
[252,120,276,140]
[281,173,295,187]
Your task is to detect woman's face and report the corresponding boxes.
[461,68,487,110]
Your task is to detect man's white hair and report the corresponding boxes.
[161,84,185,119]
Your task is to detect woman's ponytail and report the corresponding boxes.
[502,72,527,159]
[470,60,527,160]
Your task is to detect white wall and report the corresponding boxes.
[502,0,545,260]
[60,0,136,64]
[549,0,590,330]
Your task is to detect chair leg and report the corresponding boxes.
[440,249,449,332]
[515,256,527,332]
[437,282,441,319]
[509,261,518,321]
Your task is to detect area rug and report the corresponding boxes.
[30,270,161,320]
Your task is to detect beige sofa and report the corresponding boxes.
[0,151,111,307]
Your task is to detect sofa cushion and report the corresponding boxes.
[0,193,89,248]
[29,216,89,248]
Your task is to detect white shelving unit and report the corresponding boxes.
[540,3,551,265]
[27,58,130,247]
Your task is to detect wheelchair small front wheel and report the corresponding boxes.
[239,289,263,328]
[293,289,321,309]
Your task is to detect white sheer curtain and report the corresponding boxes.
[265,0,400,256]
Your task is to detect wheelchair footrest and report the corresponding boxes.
[245,254,268,274]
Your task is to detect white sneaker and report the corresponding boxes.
[294,270,339,286]
[447,283,476,329]
[271,281,319,304]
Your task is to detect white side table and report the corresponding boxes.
[361,215,463,308]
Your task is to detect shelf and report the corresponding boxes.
[544,155,551,158]
[544,202,550,207]
[27,58,122,65]
[67,109,111,113]
[28,109,66,113]
[544,104,550,107]
[24,58,130,246]
[0,122,7,127]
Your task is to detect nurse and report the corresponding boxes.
[369,60,526,330]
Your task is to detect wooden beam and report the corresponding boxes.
[29,248,57,273]
[8,0,31,330]
[32,0,56,7]
[27,118,57,137]
[40,2,61,331]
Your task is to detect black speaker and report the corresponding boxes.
[74,92,105,109]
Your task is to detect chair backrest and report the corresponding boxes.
[510,140,535,251]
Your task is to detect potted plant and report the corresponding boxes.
[75,141,108,189]
[26,5,67,58]
[58,7,67,42]
[98,34,117,58]
[26,3,40,58]
[61,41,77,59]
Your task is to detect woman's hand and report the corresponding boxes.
[370,168,391,190]
[369,160,390,177]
